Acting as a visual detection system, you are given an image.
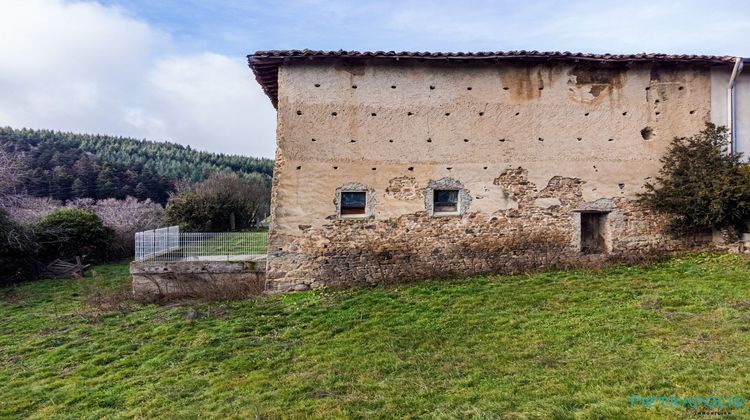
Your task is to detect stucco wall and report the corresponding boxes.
[711,67,750,157]
[266,61,716,292]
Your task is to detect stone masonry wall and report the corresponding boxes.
[266,61,715,292]
[265,167,695,292]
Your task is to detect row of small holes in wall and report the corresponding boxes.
[295,167,633,176]
[295,166,499,171]
[309,135,656,144]
[313,84,686,92]
[297,109,697,117]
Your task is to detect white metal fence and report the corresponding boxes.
[134,227,268,262]
[135,226,180,261]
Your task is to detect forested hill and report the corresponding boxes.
[0,127,274,204]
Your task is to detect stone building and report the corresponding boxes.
[248,50,749,293]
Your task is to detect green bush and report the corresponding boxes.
[0,209,38,285]
[640,123,750,235]
[35,208,115,262]
[165,173,270,231]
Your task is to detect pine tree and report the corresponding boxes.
[71,177,87,198]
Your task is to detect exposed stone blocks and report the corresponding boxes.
[265,171,691,293]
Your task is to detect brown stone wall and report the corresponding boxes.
[266,61,714,292]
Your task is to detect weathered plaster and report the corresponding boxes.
[266,60,717,291]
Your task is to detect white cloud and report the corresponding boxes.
[138,53,276,158]
[0,0,276,158]
[385,0,750,56]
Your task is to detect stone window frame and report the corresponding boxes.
[335,182,376,220]
[423,177,472,217]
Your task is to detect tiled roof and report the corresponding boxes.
[248,49,740,108]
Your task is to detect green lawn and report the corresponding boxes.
[177,230,268,259]
[2,254,750,418]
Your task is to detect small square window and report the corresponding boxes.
[433,189,459,214]
[340,191,366,216]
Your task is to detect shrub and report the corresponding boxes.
[640,123,750,236]
[165,173,270,231]
[35,208,115,262]
[0,209,38,285]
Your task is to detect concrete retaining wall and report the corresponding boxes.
[131,260,266,300]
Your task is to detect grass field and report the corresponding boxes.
[2,254,750,418]
[179,230,268,258]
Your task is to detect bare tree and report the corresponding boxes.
[68,196,164,255]
[0,195,61,224]
[0,148,24,197]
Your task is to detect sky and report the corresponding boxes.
[2,0,750,158]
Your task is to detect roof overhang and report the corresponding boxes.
[247,49,740,108]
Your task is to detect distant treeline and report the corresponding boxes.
[0,127,274,204]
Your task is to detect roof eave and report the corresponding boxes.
[248,50,741,109]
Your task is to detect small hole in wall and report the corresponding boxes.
[689,110,696,114]
[655,99,660,104]
[426,138,432,143]
[479,112,484,116]
[371,113,377,116]
[641,126,654,140]
[678,86,684,90]
[314,83,320,87]
[483,166,488,170]
[445,112,450,116]
[622,111,628,116]
[538,86,544,90]
[408,166,414,171]
[388,139,394,143]
[407,112,413,116]
[618,183,625,189]
[463,139,469,143]
[278,247,283,251]
[372,167,376,171]
[608,138,614,142]
[296,166,301,170]
[331,112,337,116]
[333,166,338,170]
[350,139,356,143]
[351,85,357,89]
[515,112,520,116]
[391,85,396,89]
[447,167,452,170]
[593,165,598,172]
[499,138,506,142]
[655,111,661,116]
[467,87,472,90]
[538,137,544,142]
[584,112,589,116]
[645,86,651,91]
[577,137,582,141]
[503,86,509,90]
[429,85,435,90]
[296,110,302,115]
[311,138,316,142]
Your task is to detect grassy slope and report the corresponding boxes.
[2,255,750,418]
